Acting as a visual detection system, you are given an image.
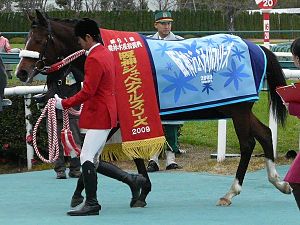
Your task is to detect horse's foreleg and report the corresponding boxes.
[133,158,152,207]
[251,115,291,194]
[217,111,255,206]
[217,139,254,206]
[217,178,242,206]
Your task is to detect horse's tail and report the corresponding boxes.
[261,45,287,126]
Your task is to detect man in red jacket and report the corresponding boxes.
[55,18,117,216]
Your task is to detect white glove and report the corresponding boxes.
[54,94,63,110]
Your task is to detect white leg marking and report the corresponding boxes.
[265,159,292,194]
[217,178,242,206]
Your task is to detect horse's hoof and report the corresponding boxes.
[281,182,292,194]
[131,200,147,208]
[216,197,232,206]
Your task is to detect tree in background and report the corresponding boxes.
[176,0,256,31]
[137,0,149,10]
[149,0,178,10]
[83,0,102,11]
[14,0,48,11]
[0,0,13,12]
[55,0,82,11]
[276,0,300,8]
[99,0,111,11]
[111,0,136,10]
[84,0,136,11]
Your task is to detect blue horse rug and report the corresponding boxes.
[144,34,266,115]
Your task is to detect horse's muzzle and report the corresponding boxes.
[16,69,29,82]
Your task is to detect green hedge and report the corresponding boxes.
[0,96,48,165]
[1,10,300,39]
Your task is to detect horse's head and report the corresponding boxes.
[16,10,83,83]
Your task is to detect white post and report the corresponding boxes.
[269,105,277,159]
[24,94,34,170]
[217,119,227,162]
[262,9,271,49]
[4,86,47,170]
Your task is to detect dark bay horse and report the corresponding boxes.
[16,10,291,207]
[0,57,7,112]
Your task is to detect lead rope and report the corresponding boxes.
[61,105,82,157]
[44,49,86,73]
[32,98,82,163]
[32,98,59,163]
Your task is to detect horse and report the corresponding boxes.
[16,10,291,207]
[0,57,7,112]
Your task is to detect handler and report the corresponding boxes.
[55,18,117,216]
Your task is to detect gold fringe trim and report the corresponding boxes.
[101,143,129,161]
[122,136,166,160]
[100,136,166,161]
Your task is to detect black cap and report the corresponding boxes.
[74,18,100,39]
[285,150,297,159]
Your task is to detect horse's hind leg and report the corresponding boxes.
[250,114,291,194]
[217,111,255,206]
[132,158,152,207]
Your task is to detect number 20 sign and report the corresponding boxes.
[255,0,277,9]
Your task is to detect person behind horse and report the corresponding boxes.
[43,73,83,179]
[0,32,13,79]
[282,37,300,210]
[146,11,183,172]
[55,18,146,216]
[0,57,7,111]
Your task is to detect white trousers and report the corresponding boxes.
[80,129,111,165]
[150,150,176,168]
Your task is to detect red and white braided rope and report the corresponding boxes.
[33,99,82,163]
[45,49,86,73]
[32,98,60,163]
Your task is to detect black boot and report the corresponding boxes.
[67,161,101,216]
[70,174,84,208]
[290,183,300,210]
[97,160,147,207]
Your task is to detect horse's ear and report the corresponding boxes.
[25,10,35,22]
[35,9,48,27]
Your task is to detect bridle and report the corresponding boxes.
[34,28,54,74]
[19,18,58,75]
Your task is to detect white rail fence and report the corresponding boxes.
[4,85,47,169]
[3,53,299,169]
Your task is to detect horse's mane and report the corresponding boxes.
[31,17,78,29]
[51,18,79,26]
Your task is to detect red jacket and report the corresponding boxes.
[62,45,117,129]
[288,102,300,119]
